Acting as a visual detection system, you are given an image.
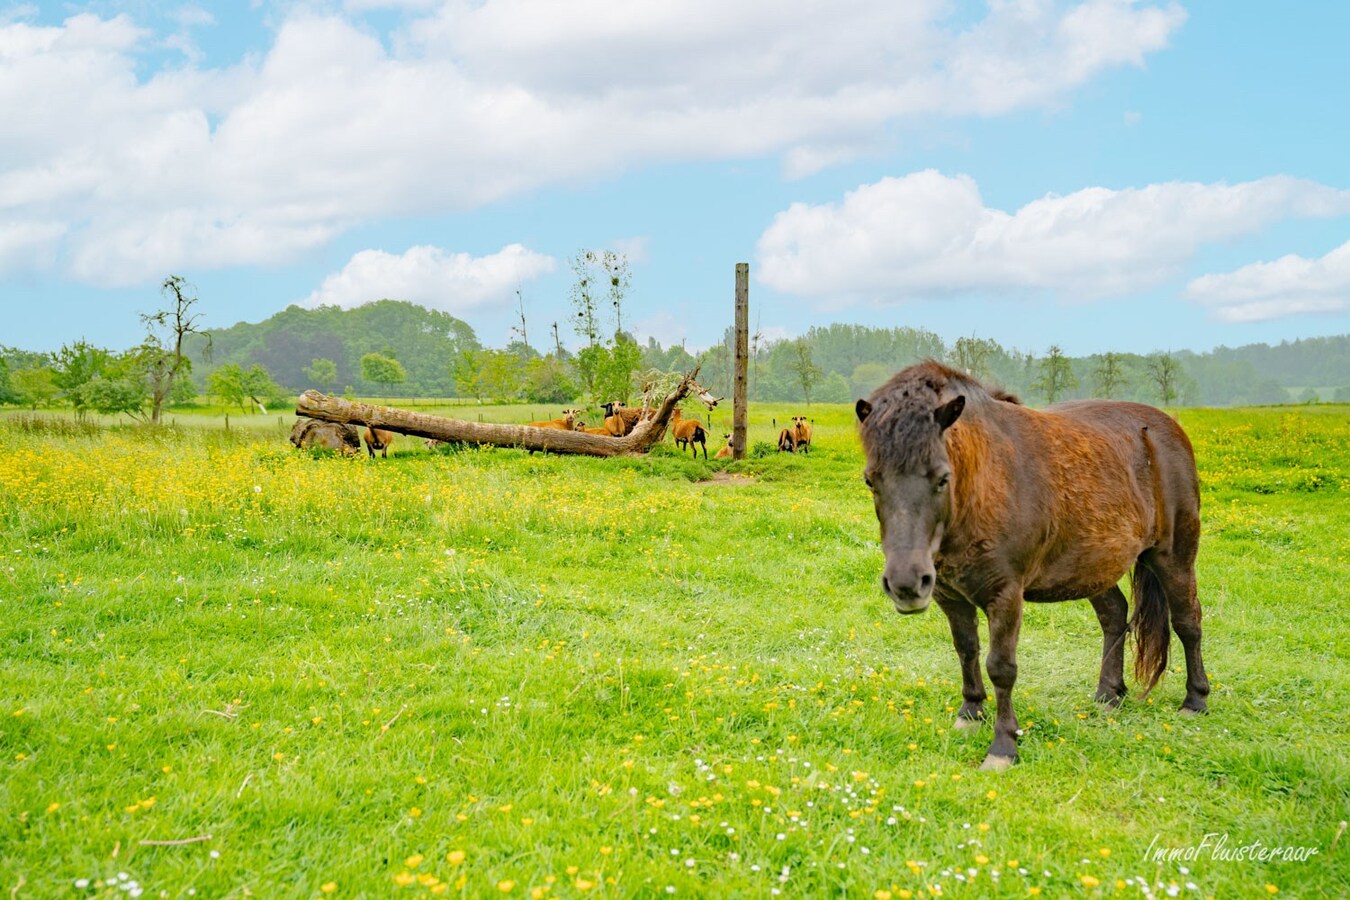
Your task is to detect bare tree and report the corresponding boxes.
[510,287,530,351]
[141,275,209,424]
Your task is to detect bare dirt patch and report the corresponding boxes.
[701,472,756,487]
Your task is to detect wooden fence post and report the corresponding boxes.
[733,263,749,459]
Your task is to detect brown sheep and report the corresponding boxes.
[777,428,796,453]
[671,409,707,459]
[364,426,396,458]
[714,433,733,459]
[611,406,647,435]
[527,408,581,430]
[791,415,813,454]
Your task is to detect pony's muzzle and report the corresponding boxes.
[882,566,935,614]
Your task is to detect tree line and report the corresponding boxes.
[4,265,1349,417]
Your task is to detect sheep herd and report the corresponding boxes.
[290,401,814,460]
[529,401,815,460]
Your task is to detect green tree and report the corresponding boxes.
[951,336,999,380]
[1092,352,1127,398]
[785,337,824,404]
[361,352,407,396]
[0,358,15,405]
[592,337,642,404]
[53,340,113,418]
[850,362,892,399]
[62,350,154,420]
[523,356,577,404]
[1147,353,1182,406]
[13,366,60,410]
[453,350,486,402]
[209,363,287,413]
[1032,345,1078,403]
[476,349,522,402]
[304,357,338,392]
[80,355,150,420]
[569,249,636,402]
[817,371,852,404]
[170,372,198,405]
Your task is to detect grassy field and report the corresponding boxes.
[2,401,1347,898]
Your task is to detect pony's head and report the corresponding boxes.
[856,365,967,614]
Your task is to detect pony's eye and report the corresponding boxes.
[935,473,950,492]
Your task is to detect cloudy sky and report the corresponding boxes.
[3,1,1348,355]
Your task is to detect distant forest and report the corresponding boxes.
[190,299,1349,406]
[3,298,1348,410]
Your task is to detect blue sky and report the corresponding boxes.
[3,1,1348,357]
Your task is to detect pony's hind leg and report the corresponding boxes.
[1089,586,1129,707]
[1153,554,1209,714]
[936,596,985,729]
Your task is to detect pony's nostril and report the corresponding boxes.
[882,576,891,595]
[919,573,934,592]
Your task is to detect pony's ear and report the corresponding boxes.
[855,399,873,423]
[934,395,965,431]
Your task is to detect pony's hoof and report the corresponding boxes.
[979,754,1015,772]
[1094,692,1124,708]
[1178,706,1206,717]
[952,716,983,732]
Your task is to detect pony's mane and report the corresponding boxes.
[860,360,1006,470]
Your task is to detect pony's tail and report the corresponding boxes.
[1130,560,1171,698]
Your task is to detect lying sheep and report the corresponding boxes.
[527,408,581,430]
[715,433,733,459]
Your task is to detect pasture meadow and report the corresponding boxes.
[1,402,1347,898]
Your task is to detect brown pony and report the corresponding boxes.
[856,361,1207,770]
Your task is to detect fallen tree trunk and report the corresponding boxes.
[295,369,708,457]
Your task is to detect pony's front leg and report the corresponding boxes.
[980,588,1024,771]
[936,595,985,729]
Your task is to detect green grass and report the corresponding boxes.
[2,403,1347,898]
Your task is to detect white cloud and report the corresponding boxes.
[756,325,795,345]
[611,236,650,265]
[633,311,686,347]
[0,220,66,272]
[1185,240,1350,322]
[756,171,1350,302]
[0,4,37,25]
[304,243,557,313]
[0,3,1187,285]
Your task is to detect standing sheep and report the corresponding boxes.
[791,416,813,454]
[364,426,397,458]
[671,409,708,459]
